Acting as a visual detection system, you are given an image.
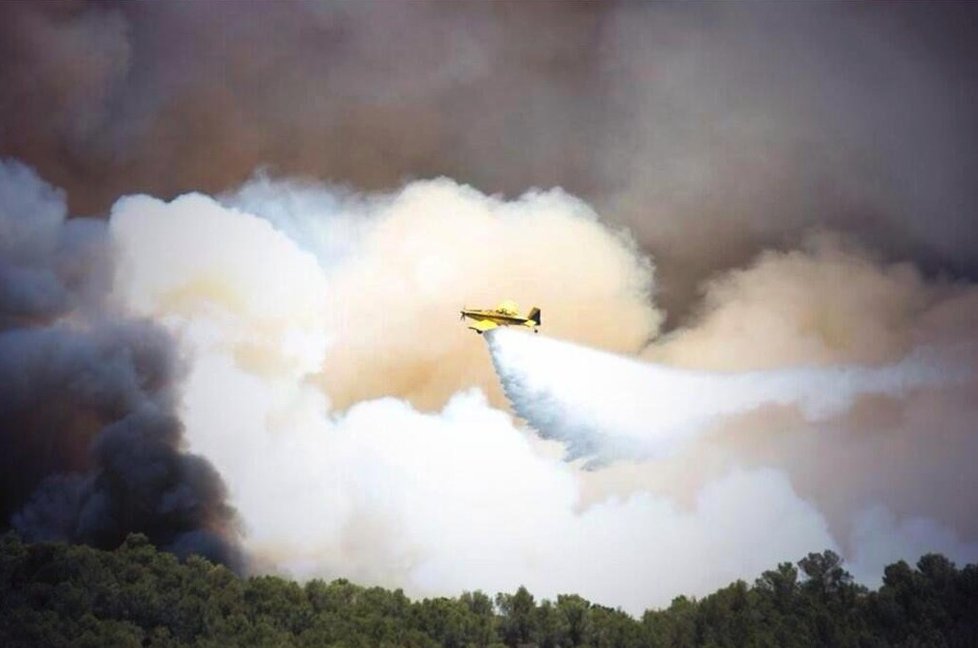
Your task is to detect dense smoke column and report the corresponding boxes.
[0,159,243,570]
[1,324,243,570]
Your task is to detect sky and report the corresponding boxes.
[1,0,977,614]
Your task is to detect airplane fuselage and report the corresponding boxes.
[460,302,540,334]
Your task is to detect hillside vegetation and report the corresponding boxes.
[1,533,976,647]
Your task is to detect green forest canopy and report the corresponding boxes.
[1,533,976,648]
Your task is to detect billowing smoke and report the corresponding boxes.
[0,159,242,568]
[220,174,659,411]
[633,240,978,580]
[486,326,969,465]
[2,2,977,322]
[91,174,836,612]
[85,169,976,611]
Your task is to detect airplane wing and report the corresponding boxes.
[470,319,499,333]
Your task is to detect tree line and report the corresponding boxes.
[1,532,976,647]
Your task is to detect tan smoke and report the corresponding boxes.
[645,234,937,369]
[311,178,659,411]
[597,236,978,563]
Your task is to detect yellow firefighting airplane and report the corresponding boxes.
[460,300,541,334]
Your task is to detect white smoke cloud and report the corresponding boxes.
[101,176,867,614]
[110,192,330,381]
[179,345,833,613]
[178,343,836,613]
[94,167,978,615]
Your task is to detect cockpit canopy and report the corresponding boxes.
[496,300,519,315]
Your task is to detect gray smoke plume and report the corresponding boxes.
[0,159,242,569]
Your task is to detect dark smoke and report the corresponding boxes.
[0,159,242,569]
[3,2,977,324]
[0,0,610,213]
[596,3,978,322]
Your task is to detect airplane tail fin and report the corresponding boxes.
[527,307,541,326]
